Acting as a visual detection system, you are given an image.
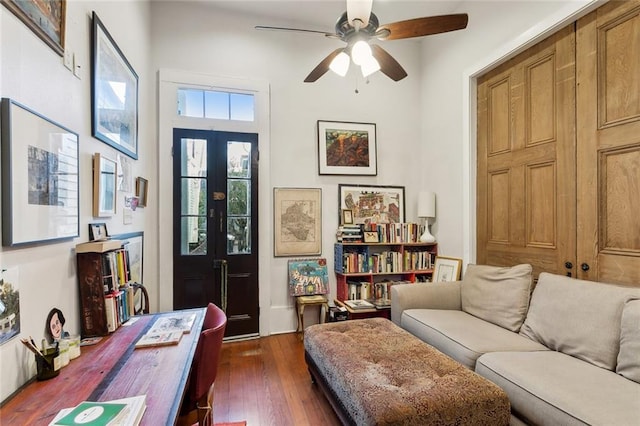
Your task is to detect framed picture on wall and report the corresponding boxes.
[338,184,405,224]
[1,98,79,246]
[1,0,66,56]
[317,120,377,175]
[273,188,322,257]
[91,11,139,159]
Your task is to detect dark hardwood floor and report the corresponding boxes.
[213,333,341,426]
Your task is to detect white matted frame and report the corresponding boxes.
[1,98,79,246]
[93,153,117,217]
[318,120,377,175]
[273,187,322,257]
[433,256,463,282]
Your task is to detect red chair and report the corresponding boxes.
[181,303,227,426]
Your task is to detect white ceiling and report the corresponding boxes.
[172,0,465,32]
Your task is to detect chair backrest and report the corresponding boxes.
[190,303,227,402]
[132,283,149,315]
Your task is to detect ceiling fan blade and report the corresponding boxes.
[347,0,373,27]
[255,25,339,38]
[304,48,344,83]
[377,14,468,40]
[370,45,408,81]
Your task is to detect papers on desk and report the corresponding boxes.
[49,394,146,426]
[133,312,195,349]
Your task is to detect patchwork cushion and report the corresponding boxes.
[617,299,640,383]
[520,273,640,370]
[461,264,533,332]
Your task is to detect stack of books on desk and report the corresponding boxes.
[49,394,146,426]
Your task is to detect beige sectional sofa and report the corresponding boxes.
[391,264,640,425]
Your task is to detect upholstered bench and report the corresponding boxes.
[304,318,510,425]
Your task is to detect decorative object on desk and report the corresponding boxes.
[93,153,117,217]
[50,394,146,426]
[433,256,463,282]
[135,330,183,348]
[273,188,322,257]
[45,307,69,344]
[338,184,405,224]
[0,0,66,56]
[342,209,353,225]
[88,223,109,241]
[288,258,329,296]
[363,231,379,243]
[317,120,377,176]
[92,12,139,160]
[418,191,436,243]
[1,98,79,246]
[0,267,20,345]
[136,177,148,207]
[149,312,196,334]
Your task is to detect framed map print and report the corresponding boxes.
[274,188,321,257]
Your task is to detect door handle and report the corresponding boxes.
[581,263,590,272]
[565,261,573,277]
[221,260,228,313]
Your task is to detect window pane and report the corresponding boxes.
[177,89,204,118]
[227,141,250,178]
[227,217,250,255]
[181,216,207,255]
[228,180,249,216]
[230,93,254,121]
[204,91,229,120]
[180,138,207,177]
[180,177,206,216]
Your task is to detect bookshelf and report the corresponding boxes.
[76,241,135,337]
[334,241,438,304]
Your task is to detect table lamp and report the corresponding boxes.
[418,191,436,243]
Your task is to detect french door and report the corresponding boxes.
[173,128,259,338]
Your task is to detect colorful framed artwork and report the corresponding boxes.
[1,0,66,56]
[433,256,463,282]
[91,12,139,159]
[317,120,377,175]
[1,98,79,246]
[338,184,405,224]
[274,187,322,257]
[288,258,329,296]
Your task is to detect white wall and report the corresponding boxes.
[0,1,152,402]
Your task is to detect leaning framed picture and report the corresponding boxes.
[273,188,322,257]
[136,177,148,207]
[317,120,377,175]
[91,11,138,160]
[1,0,66,56]
[338,184,404,224]
[433,256,463,282]
[1,98,79,246]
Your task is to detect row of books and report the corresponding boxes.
[347,280,398,300]
[101,248,132,293]
[105,288,135,332]
[337,222,427,243]
[340,250,435,274]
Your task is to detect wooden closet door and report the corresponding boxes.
[576,1,640,286]
[476,26,576,277]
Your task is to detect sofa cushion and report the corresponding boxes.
[476,351,640,426]
[520,273,640,370]
[617,299,640,383]
[461,264,533,332]
[401,309,548,369]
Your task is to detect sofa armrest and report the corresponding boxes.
[391,281,462,326]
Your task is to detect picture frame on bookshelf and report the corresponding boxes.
[273,188,322,257]
[433,256,463,282]
[1,98,79,246]
[89,223,109,241]
[338,184,405,224]
[342,209,353,225]
[363,231,379,243]
[317,120,377,176]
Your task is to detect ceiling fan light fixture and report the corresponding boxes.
[347,0,372,27]
[361,56,380,77]
[329,51,350,76]
[351,40,372,66]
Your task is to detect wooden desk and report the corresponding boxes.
[0,308,205,426]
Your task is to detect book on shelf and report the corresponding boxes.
[148,312,196,334]
[135,330,183,348]
[75,239,123,254]
[49,395,146,426]
[344,299,375,310]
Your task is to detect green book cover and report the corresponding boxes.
[54,401,127,426]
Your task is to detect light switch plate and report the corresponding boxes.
[73,53,81,79]
[63,51,73,71]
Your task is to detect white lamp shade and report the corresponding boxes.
[418,191,436,218]
[351,40,372,66]
[329,51,350,76]
[361,56,380,77]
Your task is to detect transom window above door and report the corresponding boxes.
[177,88,254,121]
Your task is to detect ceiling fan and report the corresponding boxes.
[255,0,468,83]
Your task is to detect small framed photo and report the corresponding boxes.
[342,209,353,225]
[136,177,148,207]
[363,231,379,243]
[89,223,109,241]
[433,256,463,282]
